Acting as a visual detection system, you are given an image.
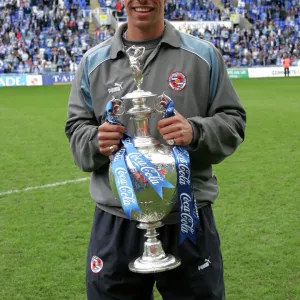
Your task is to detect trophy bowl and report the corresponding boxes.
[109,143,177,223]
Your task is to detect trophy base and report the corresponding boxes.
[129,254,181,274]
[128,222,181,274]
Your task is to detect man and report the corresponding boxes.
[65,0,246,299]
[283,54,291,77]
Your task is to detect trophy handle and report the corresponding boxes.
[108,97,125,118]
[154,92,172,115]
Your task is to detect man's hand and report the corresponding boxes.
[157,110,193,146]
[98,122,125,156]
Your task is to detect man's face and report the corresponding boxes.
[124,0,165,30]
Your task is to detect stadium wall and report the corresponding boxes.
[0,67,299,87]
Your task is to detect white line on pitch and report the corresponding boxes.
[0,177,90,196]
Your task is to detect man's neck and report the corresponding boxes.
[126,22,165,41]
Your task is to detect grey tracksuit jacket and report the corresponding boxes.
[65,21,246,222]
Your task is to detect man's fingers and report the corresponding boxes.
[100,144,120,156]
[98,131,124,140]
[99,122,126,133]
[163,130,184,142]
[157,116,177,129]
[97,122,125,156]
[158,123,181,136]
[157,110,183,128]
[99,139,121,148]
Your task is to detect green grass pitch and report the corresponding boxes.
[0,78,299,299]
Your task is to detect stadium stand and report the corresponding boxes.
[0,0,299,73]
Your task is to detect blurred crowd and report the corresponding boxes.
[0,0,112,73]
[108,0,300,67]
[185,22,300,67]
[0,0,299,73]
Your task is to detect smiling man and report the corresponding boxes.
[65,0,246,299]
[124,0,165,40]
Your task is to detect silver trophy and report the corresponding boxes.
[108,46,181,273]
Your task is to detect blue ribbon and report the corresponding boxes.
[122,136,174,198]
[105,101,174,218]
[164,101,200,244]
[111,147,141,218]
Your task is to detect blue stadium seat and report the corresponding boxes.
[76,56,83,64]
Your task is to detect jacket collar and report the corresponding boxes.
[110,20,181,59]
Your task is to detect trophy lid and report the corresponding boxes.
[121,89,157,100]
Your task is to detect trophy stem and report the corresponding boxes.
[128,222,181,273]
[133,115,151,138]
